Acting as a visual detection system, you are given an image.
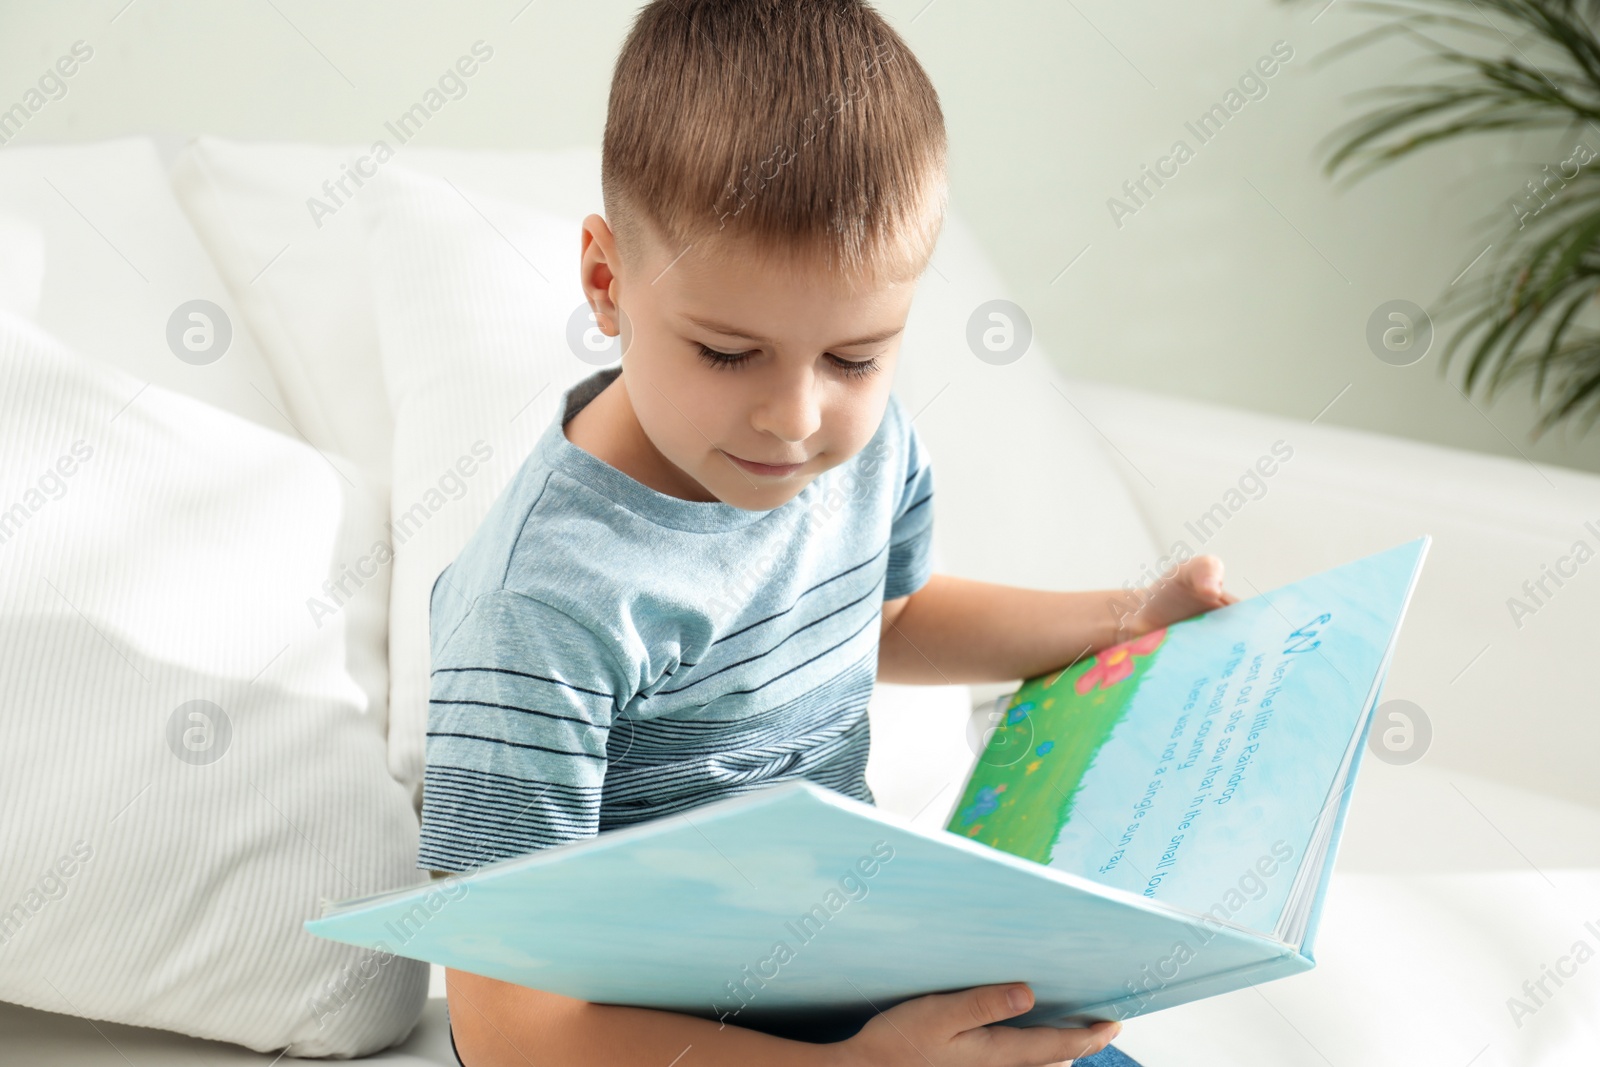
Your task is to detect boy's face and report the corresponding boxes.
[578,213,920,512]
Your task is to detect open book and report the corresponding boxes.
[305,535,1430,1038]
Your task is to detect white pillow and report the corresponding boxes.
[878,211,1164,712]
[0,133,393,760]
[168,138,606,488]
[893,212,1163,592]
[0,211,44,319]
[362,166,606,810]
[0,309,427,1056]
[0,137,295,435]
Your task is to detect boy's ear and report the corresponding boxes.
[579,213,623,335]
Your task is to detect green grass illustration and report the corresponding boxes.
[947,628,1168,865]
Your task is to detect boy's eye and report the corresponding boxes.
[695,343,880,379]
[695,344,755,370]
[829,355,881,379]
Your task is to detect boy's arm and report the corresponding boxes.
[876,557,1237,686]
[874,396,1215,687]
[446,967,847,1067]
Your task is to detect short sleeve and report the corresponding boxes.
[883,397,934,600]
[417,589,629,873]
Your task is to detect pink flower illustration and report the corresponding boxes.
[1075,627,1167,695]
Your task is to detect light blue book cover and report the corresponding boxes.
[306,536,1429,1037]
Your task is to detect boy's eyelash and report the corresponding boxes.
[695,343,880,379]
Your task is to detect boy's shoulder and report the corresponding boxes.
[425,434,569,650]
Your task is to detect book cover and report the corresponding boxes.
[303,536,1430,1034]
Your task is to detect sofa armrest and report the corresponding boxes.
[1061,376,1600,808]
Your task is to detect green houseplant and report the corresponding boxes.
[1304,0,1600,439]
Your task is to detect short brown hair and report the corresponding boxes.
[602,0,948,285]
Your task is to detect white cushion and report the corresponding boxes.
[866,680,979,830]
[0,137,294,434]
[0,133,394,784]
[168,138,606,488]
[0,309,427,1056]
[889,212,1165,710]
[362,166,598,809]
[0,210,44,319]
[896,212,1166,592]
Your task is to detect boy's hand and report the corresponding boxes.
[1124,553,1238,640]
[837,982,1120,1067]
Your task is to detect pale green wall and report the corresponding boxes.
[5,0,1597,474]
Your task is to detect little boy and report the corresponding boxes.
[419,2,1235,1064]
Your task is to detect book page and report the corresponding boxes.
[947,539,1426,937]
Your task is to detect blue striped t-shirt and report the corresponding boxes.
[417,365,935,873]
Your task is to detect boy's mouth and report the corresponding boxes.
[720,450,806,477]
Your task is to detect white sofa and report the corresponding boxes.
[2,136,1597,1066]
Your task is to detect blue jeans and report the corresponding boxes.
[448,1012,1143,1066]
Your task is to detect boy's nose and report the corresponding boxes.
[750,379,823,444]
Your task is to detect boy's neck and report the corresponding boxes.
[563,370,720,504]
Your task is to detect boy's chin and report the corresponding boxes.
[708,473,816,512]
